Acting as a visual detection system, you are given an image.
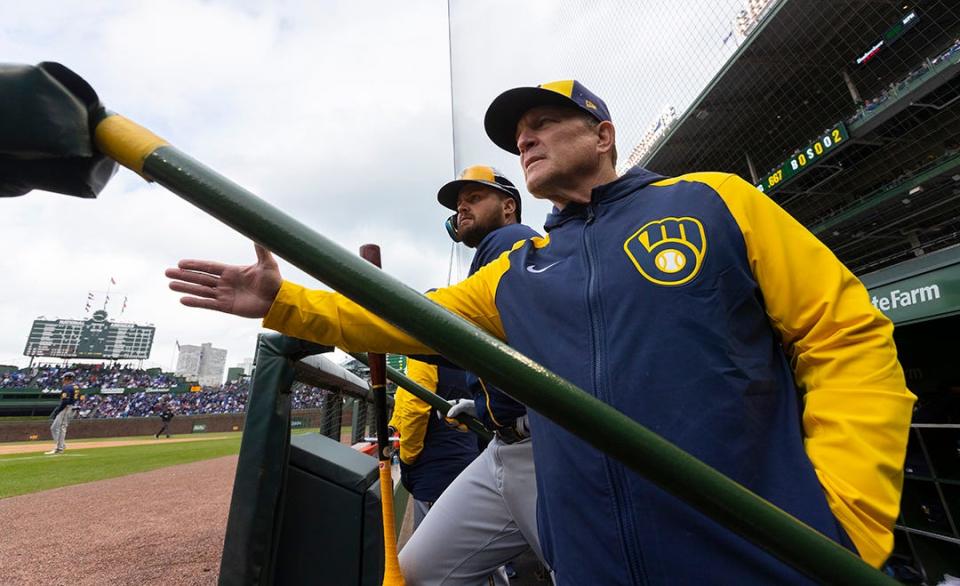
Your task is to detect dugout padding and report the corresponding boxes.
[219,333,384,586]
[273,433,384,585]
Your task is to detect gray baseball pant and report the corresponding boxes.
[399,437,546,585]
[50,406,74,451]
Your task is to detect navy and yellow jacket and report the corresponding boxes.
[389,224,538,501]
[408,223,539,429]
[388,359,478,503]
[465,223,540,429]
[264,167,914,584]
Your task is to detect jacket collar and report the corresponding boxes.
[543,166,667,232]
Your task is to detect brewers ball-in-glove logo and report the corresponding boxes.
[623,216,707,286]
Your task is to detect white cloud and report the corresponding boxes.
[1,0,745,371]
[0,0,456,369]
[448,0,743,195]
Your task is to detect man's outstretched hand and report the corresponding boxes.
[165,244,282,318]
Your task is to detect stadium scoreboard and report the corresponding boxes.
[757,122,849,195]
[24,310,155,359]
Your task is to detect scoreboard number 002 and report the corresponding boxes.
[790,127,845,171]
[758,123,849,194]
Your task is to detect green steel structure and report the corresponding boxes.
[351,352,492,441]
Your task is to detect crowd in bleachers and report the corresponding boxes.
[0,363,177,390]
[72,382,329,419]
[876,144,960,194]
[847,38,960,126]
[0,362,332,418]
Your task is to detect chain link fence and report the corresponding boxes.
[449,0,960,274]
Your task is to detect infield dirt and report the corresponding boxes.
[0,455,237,585]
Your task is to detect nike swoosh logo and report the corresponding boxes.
[526,261,560,274]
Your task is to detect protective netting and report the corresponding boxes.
[448,0,960,274]
[449,0,763,226]
[447,3,960,579]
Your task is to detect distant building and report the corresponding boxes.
[238,357,255,376]
[176,342,227,387]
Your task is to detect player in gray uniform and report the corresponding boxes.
[398,166,548,585]
[46,372,79,455]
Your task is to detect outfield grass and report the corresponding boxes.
[1,431,244,448]
[0,436,243,499]
[2,427,326,448]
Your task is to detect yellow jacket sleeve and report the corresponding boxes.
[387,359,437,465]
[700,172,916,567]
[262,247,514,352]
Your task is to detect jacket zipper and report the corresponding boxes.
[583,205,648,585]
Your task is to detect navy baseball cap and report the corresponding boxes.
[437,165,522,222]
[484,80,612,154]
[63,372,75,378]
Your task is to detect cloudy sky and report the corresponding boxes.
[1,0,745,373]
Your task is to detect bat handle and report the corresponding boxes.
[360,244,406,586]
[379,463,405,585]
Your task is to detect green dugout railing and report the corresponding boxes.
[350,352,494,442]
[1,62,897,585]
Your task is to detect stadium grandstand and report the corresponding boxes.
[631,1,960,581]
[641,0,960,275]
[0,362,330,418]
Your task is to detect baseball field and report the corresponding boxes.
[0,429,320,585]
[0,432,244,499]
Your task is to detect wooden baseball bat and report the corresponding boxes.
[359,243,405,586]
